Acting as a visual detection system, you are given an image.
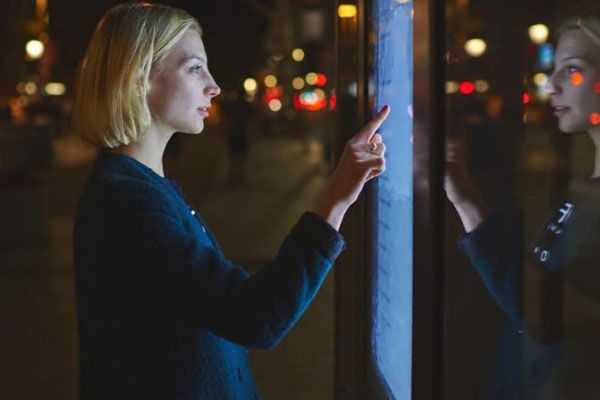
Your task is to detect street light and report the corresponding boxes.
[25,40,45,60]
[529,24,549,44]
[464,38,487,57]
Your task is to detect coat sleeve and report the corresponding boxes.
[105,179,345,350]
[457,212,525,328]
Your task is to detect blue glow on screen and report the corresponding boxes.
[372,1,413,399]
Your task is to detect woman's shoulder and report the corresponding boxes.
[78,152,179,216]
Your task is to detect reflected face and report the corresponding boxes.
[147,29,221,135]
[549,29,600,133]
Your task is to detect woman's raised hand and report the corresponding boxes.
[313,105,391,230]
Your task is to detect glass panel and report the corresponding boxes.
[371,0,414,398]
[443,0,600,398]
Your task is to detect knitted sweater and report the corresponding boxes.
[73,151,345,400]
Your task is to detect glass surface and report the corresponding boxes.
[443,0,600,398]
[371,0,414,398]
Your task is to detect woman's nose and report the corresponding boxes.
[205,82,221,98]
[548,72,562,95]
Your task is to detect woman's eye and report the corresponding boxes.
[566,65,581,73]
[190,65,203,74]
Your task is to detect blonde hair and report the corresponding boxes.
[557,17,600,47]
[72,2,202,148]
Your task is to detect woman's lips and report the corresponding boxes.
[553,106,570,117]
[198,107,209,117]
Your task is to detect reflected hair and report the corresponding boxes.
[72,2,202,148]
[556,1,600,47]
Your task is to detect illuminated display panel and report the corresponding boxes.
[371,0,413,398]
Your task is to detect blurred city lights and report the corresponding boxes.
[523,93,531,104]
[268,99,282,112]
[305,72,318,85]
[595,82,600,93]
[539,43,554,69]
[464,38,487,57]
[24,82,38,95]
[244,78,258,93]
[533,73,548,87]
[590,113,600,125]
[474,80,490,93]
[44,82,66,96]
[292,77,305,90]
[571,72,584,86]
[529,24,550,44]
[338,4,357,18]
[264,74,278,88]
[315,73,327,87]
[458,81,475,95]
[25,40,45,60]
[273,54,284,62]
[292,48,305,62]
[445,81,459,94]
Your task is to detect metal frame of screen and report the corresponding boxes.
[334,0,446,399]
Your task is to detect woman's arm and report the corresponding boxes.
[313,105,390,230]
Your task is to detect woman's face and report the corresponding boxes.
[147,29,220,135]
[550,28,600,133]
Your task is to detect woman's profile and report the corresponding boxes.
[72,3,390,399]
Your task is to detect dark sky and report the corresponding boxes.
[47,0,270,90]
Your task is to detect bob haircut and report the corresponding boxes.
[72,2,202,148]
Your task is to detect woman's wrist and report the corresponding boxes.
[312,196,349,231]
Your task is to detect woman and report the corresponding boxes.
[72,3,390,399]
[445,8,600,399]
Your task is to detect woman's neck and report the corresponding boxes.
[588,128,600,178]
[111,127,173,177]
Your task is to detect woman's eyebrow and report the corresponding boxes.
[184,55,207,63]
[557,55,591,64]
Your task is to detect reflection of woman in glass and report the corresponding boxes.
[445,7,600,399]
[72,3,389,399]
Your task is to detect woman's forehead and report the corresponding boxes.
[170,30,207,62]
[555,29,600,66]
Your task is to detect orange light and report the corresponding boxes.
[571,72,584,86]
[590,112,600,125]
[523,93,531,104]
[458,81,475,95]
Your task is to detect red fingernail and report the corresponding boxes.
[382,105,389,111]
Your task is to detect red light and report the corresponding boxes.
[590,112,600,125]
[595,82,600,93]
[329,94,337,110]
[458,81,475,95]
[262,86,283,104]
[315,73,327,87]
[523,93,531,104]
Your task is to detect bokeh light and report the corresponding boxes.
[292,48,305,62]
[268,98,282,112]
[338,4,357,18]
[25,40,45,60]
[464,39,487,57]
[264,75,278,88]
[292,77,305,90]
[244,78,258,94]
[305,72,318,85]
[529,24,549,44]
[571,72,584,86]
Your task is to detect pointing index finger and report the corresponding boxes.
[356,105,391,143]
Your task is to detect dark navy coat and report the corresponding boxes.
[73,151,345,399]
